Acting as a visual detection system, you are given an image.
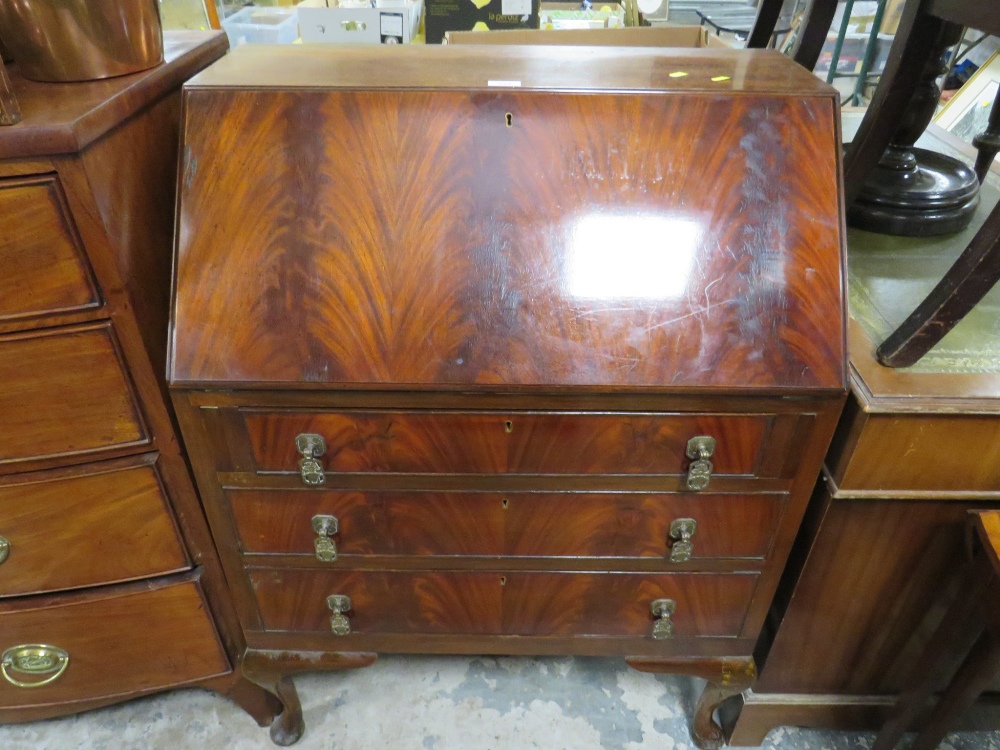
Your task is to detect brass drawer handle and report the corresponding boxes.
[1,645,69,688]
[0,535,8,565]
[668,518,697,563]
[650,599,676,640]
[685,436,716,491]
[296,433,326,486]
[312,514,339,562]
[327,594,352,636]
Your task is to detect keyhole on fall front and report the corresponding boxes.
[505,112,513,127]
[504,420,513,433]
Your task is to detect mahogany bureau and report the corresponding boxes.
[168,44,848,747]
[0,32,280,728]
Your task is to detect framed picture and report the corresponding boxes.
[935,49,1000,147]
[158,0,221,30]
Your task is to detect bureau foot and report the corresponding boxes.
[242,649,378,746]
[626,656,756,750]
[201,672,284,727]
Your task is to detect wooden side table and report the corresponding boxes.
[874,511,1000,750]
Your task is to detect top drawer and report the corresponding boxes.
[240,410,770,477]
[0,176,100,326]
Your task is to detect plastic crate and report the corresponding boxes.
[222,6,299,46]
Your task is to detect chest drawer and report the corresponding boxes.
[0,323,148,472]
[0,574,228,708]
[0,176,100,325]
[229,489,784,562]
[0,457,189,597]
[249,568,757,638]
[241,410,770,477]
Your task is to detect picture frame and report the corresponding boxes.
[935,49,1000,148]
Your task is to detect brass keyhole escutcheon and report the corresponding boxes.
[0,535,9,565]
[502,498,509,509]
[505,112,513,127]
[504,420,513,433]
[499,576,506,585]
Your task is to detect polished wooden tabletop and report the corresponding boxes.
[186,44,837,96]
[0,30,227,160]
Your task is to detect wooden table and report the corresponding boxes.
[727,124,1000,744]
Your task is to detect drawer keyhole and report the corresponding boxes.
[504,420,513,433]
[502,498,509,509]
[500,576,506,586]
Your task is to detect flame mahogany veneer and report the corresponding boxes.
[168,44,848,748]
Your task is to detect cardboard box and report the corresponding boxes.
[425,0,541,45]
[298,0,422,44]
[443,24,731,47]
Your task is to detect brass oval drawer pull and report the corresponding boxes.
[312,514,339,562]
[650,599,676,640]
[296,433,326,486]
[0,535,8,565]
[1,645,69,688]
[685,436,716,491]
[668,518,697,563]
[327,594,352,636]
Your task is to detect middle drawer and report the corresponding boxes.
[0,455,189,597]
[228,489,784,561]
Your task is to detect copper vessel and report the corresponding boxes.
[0,0,163,82]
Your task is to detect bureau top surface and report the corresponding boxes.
[0,31,227,160]
[170,46,846,392]
[185,44,835,96]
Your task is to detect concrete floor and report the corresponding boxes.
[3,656,1000,749]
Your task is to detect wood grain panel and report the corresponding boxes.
[0,456,189,597]
[242,411,769,476]
[249,568,757,638]
[0,575,228,707]
[755,492,988,694]
[0,324,147,471]
[229,488,784,560]
[0,176,99,324]
[172,71,844,390]
[836,413,1000,493]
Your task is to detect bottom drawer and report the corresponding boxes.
[250,568,758,639]
[0,573,228,707]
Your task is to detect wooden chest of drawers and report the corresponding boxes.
[169,44,848,747]
[0,32,279,729]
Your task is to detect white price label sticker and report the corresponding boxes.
[501,0,531,14]
[380,12,404,37]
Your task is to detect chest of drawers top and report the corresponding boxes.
[169,45,846,394]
